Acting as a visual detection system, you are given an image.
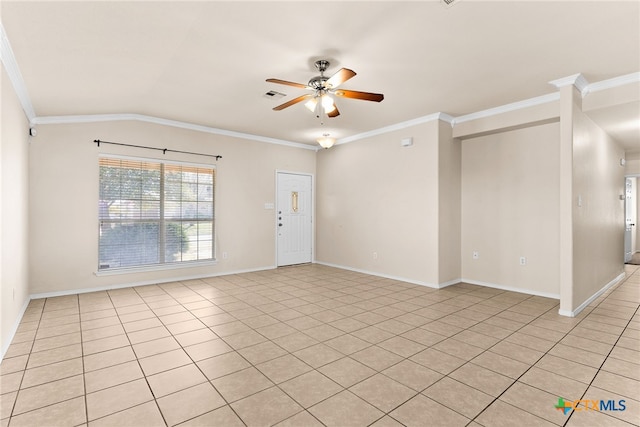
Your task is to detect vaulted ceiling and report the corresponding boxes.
[2,1,639,150]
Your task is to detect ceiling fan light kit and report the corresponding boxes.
[304,94,336,115]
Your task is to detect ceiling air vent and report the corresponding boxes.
[264,90,286,100]
[441,0,461,7]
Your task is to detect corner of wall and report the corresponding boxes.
[1,64,32,362]
[561,83,627,316]
[437,120,461,284]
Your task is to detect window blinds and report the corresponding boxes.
[98,157,215,270]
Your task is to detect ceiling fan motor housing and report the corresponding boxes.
[308,76,329,90]
[309,60,330,90]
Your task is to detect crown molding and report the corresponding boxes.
[585,71,640,95]
[549,72,640,98]
[336,112,452,145]
[32,113,317,151]
[549,73,590,95]
[439,113,455,126]
[0,23,36,121]
[452,92,560,126]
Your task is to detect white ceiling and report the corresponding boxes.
[2,1,639,150]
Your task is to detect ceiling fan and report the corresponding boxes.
[266,60,384,118]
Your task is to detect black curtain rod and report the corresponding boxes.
[93,139,222,161]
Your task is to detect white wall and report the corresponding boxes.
[28,120,316,295]
[625,151,640,175]
[316,120,441,286]
[572,110,626,309]
[461,122,561,297]
[1,66,31,359]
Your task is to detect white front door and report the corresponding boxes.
[276,172,312,266]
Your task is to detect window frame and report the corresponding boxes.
[97,154,217,274]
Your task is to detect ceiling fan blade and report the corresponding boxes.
[273,94,312,111]
[334,89,384,102]
[266,78,309,89]
[325,68,356,89]
[327,105,340,118]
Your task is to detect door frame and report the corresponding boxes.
[275,170,315,267]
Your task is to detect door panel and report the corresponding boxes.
[277,173,312,266]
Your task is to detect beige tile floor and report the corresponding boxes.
[1,264,639,427]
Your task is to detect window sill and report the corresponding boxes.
[94,259,218,276]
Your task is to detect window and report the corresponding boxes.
[98,156,215,270]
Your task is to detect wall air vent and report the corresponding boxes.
[441,0,461,7]
[264,90,286,100]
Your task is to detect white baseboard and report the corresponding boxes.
[1,297,31,363]
[558,272,626,318]
[460,278,560,300]
[29,265,277,300]
[313,261,459,289]
[438,278,463,289]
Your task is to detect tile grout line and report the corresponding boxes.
[398,298,566,425]
[7,297,87,423]
[188,274,419,426]
[110,286,171,427]
[6,300,43,422]
[78,293,90,427]
[130,281,251,427]
[187,276,333,426]
[562,298,640,427]
[201,277,538,425]
[468,271,639,427]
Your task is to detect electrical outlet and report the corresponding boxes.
[222,252,228,259]
[520,256,526,266]
[472,251,479,260]
[372,252,378,260]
